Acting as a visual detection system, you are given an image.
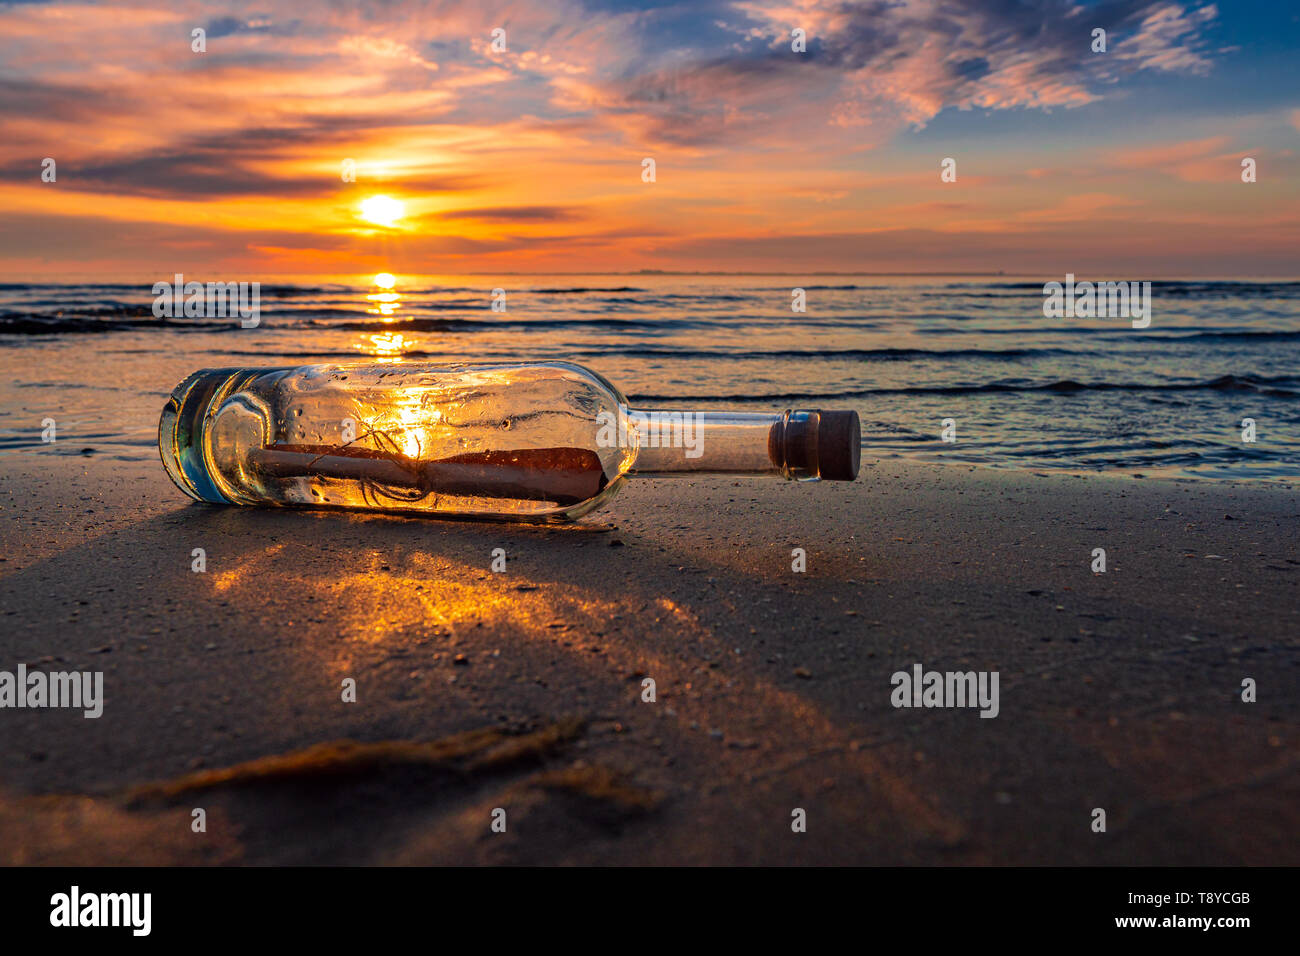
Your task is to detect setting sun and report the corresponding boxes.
[373,272,395,289]
[359,195,405,228]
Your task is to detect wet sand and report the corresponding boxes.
[0,453,1296,865]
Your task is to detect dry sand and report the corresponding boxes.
[0,452,1296,865]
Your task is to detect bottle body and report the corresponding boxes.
[159,361,860,522]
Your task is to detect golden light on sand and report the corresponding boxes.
[359,196,405,228]
[373,272,396,289]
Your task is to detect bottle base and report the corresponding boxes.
[158,368,247,504]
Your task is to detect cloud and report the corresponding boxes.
[1112,134,1245,181]
[644,215,1300,275]
[205,16,283,40]
[1112,2,1218,74]
[433,205,584,223]
[0,1,1225,162]
[514,1,1224,151]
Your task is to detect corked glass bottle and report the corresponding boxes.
[160,361,859,522]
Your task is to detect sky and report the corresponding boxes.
[1,0,1298,277]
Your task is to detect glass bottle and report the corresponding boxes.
[159,361,860,522]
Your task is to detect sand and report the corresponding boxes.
[0,452,1296,865]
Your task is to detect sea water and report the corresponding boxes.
[1,274,1297,482]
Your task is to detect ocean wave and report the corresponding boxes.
[937,280,1300,298]
[0,313,238,335]
[203,344,1075,363]
[525,286,647,294]
[628,374,1300,402]
[581,345,1068,361]
[1163,330,1300,342]
[321,316,704,332]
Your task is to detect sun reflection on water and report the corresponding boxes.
[359,274,419,358]
[365,291,401,318]
[364,331,416,358]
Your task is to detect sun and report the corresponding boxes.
[359,195,405,228]
[373,272,395,289]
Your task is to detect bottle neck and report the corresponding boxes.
[618,408,821,479]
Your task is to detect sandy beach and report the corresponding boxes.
[1,451,1295,865]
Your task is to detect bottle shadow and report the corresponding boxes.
[0,499,802,772]
[0,498,967,863]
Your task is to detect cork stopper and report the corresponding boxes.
[768,409,861,481]
[816,410,861,481]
